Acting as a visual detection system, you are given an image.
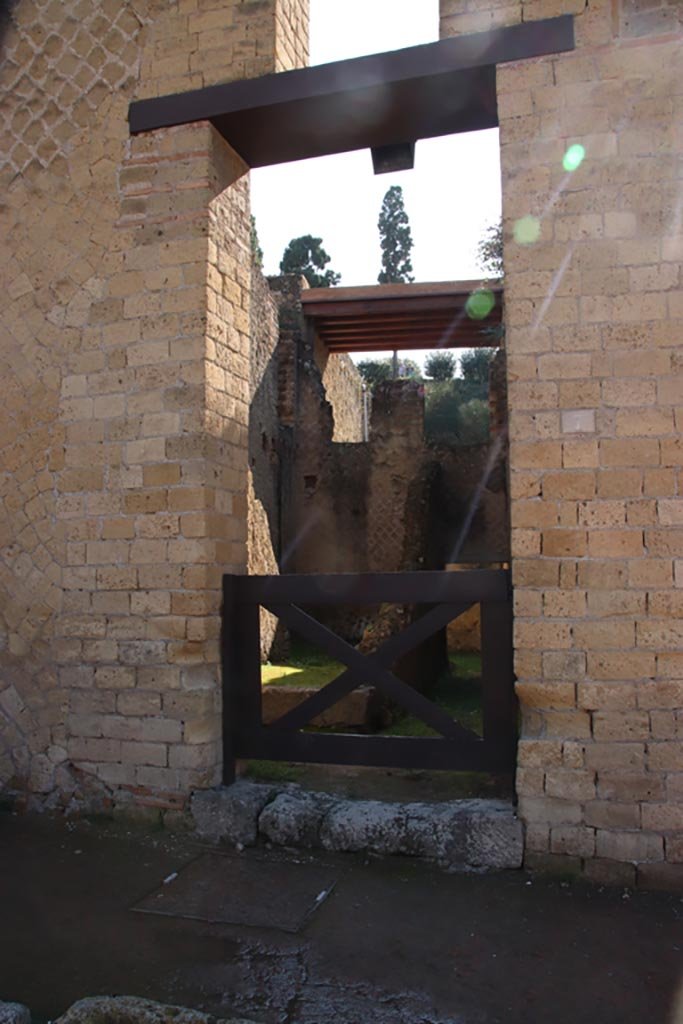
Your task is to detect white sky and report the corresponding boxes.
[250,0,502,367]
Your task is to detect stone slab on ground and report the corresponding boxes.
[259,788,337,848]
[261,685,380,728]
[0,1003,30,1024]
[191,782,523,871]
[56,996,255,1024]
[191,781,275,846]
[133,852,336,933]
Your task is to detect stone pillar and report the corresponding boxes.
[0,0,309,812]
[441,0,683,886]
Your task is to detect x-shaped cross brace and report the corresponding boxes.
[262,600,480,742]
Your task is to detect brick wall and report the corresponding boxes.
[0,0,308,811]
[441,0,683,885]
[248,263,281,659]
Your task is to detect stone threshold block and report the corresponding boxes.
[191,780,523,872]
[0,1003,30,1024]
[53,996,256,1024]
[261,684,383,728]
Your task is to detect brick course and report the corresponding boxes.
[0,0,308,808]
[440,0,683,882]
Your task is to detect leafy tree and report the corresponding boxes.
[460,348,495,386]
[377,186,414,284]
[424,380,462,443]
[357,356,421,389]
[424,351,456,382]
[424,382,490,445]
[357,359,392,389]
[250,215,263,267]
[476,221,503,278]
[280,234,341,287]
[458,398,490,444]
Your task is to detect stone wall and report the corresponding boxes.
[312,333,365,443]
[0,0,308,810]
[272,281,464,587]
[278,279,509,591]
[248,265,281,659]
[441,0,683,885]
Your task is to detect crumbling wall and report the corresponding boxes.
[312,333,365,442]
[442,0,683,886]
[276,293,439,586]
[248,265,281,659]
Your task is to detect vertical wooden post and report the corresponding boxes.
[480,593,517,772]
[221,574,236,785]
[222,574,262,784]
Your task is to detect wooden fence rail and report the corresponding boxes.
[221,570,517,784]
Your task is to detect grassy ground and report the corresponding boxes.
[380,657,482,737]
[248,646,503,795]
[261,641,345,689]
[260,642,483,736]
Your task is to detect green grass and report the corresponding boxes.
[244,759,304,783]
[449,651,481,680]
[250,648,501,794]
[261,641,483,739]
[380,657,483,739]
[261,639,344,689]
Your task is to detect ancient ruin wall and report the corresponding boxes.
[441,0,683,886]
[248,264,281,659]
[312,333,365,443]
[0,0,308,809]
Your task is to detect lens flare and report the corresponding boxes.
[563,143,586,172]
[465,288,495,320]
[513,215,541,246]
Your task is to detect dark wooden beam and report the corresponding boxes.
[302,280,502,352]
[129,16,574,168]
[228,569,510,605]
[304,281,499,301]
[325,337,496,353]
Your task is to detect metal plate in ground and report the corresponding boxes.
[132,852,337,934]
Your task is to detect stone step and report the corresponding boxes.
[261,684,382,728]
[191,781,523,872]
[54,996,255,1024]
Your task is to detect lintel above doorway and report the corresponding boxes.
[128,15,574,169]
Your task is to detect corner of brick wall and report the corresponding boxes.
[439,0,683,886]
[0,0,310,812]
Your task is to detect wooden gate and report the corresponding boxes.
[221,569,516,784]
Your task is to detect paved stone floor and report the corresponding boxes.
[1,812,682,1024]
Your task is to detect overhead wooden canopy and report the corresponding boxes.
[129,16,574,167]
[302,281,503,353]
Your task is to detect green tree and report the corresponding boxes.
[476,221,503,278]
[424,382,490,445]
[377,186,414,284]
[458,398,490,443]
[280,234,341,287]
[460,348,495,386]
[357,356,420,389]
[357,359,392,389]
[424,351,456,382]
